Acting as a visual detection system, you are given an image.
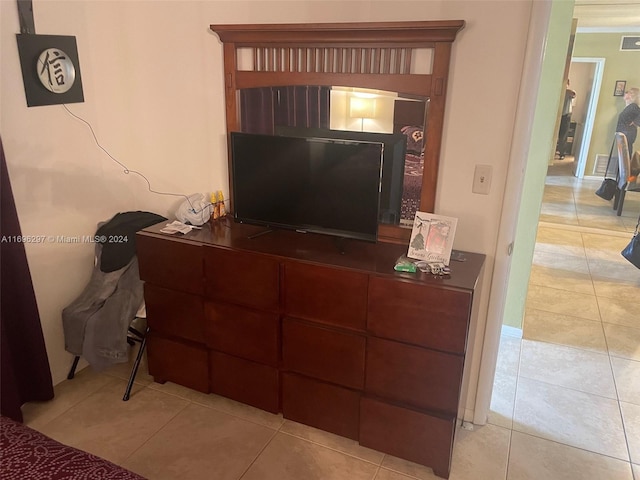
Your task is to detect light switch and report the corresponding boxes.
[472,165,492,195]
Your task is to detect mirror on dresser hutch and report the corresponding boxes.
[210,21,465,244]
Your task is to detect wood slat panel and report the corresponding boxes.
[404,48,413,74]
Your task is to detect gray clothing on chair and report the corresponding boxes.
[62,243,144,371]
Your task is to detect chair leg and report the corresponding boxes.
[616,189,626,216]
[67,356,80,380]
[123,326,149,401]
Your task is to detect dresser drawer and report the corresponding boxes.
[203,247,279,312]
[368,276,472,354]
[365,336,463,414]
[282,373,360,440]
[145,284,204,343]
[283,262,368,331]
[137,234,203,295]
[147,334,209,393]
[359,396,455,479]
[210,351,279,413]
[282,318,365,389]
[204,301,279,367]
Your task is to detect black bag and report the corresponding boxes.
[621,215,640,269]
[595,178,617,200]
[595,139,617,201]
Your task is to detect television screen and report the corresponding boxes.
[274,126,406,224]
[231,132,383,242]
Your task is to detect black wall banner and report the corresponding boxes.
[15,1,84,107]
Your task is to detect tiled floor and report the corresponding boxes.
[21,166,640,480]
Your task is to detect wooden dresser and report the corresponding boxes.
[136,219,484,479]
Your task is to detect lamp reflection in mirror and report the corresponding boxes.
[349,96,377,131]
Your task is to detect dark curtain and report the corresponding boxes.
[240,86,330,134]
[1,137,54,422]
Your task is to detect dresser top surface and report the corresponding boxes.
[138,219,485,291]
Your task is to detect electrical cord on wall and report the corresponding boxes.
[62,103,222,215]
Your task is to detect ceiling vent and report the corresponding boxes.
[620,36,640,51]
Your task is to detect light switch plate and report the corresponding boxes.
[472,164,492,195]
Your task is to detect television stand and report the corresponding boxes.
[334,236,349,255]
[136,221,485,479]
[247,227,273,239]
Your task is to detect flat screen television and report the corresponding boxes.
[275,126,406,224]
[231,132,384,242]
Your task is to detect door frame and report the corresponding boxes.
[472,0,575,425]
[571,57,605,178]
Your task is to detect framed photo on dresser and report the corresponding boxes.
[407,212,458,265]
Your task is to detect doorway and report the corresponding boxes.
[564,57,605,178]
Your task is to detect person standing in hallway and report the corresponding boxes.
[556,79,576,159]
[616,87,640,157]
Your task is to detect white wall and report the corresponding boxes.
[1,1,533,420]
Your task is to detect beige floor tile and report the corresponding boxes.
[538,212,579,225]
[579,214,630,232]
[539,199,576,213]
[611,357,640,406]
[280,420,385,465]
[633,463,639,479]
[541,182,574,197]
[582,232,635,256]
[513,377,628,460]
[604,323,640,361]
[518,340,616,398]
[537,221,632,238]
[538,196,580,222]
[531,250,590,275]
[38,380,189,464]
[623,214,640,231]
[22,367,117,430]
[574,200,611,212]
[535,225,584,249]
[379,454,441,480]
[507,431,634,480]
[122,402,276,480]
[447,424,510,480]
[374,468,419,480]
[147,381,284,430]
[598,296,640,329]
[525,284,600,321]
[488,335,521,429]
[592,275,640,301]
[587,256,640,282]
[528,264,595,295]
[102,344,154,386]
[489,370,517,430]
[620,402,640,465]
[241,432,379,480]
[523,308,607,353]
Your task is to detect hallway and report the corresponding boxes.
[490,171,640,478]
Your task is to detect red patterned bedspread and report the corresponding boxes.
[0,416,145,479]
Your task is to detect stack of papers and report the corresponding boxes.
[160,220,201,235]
